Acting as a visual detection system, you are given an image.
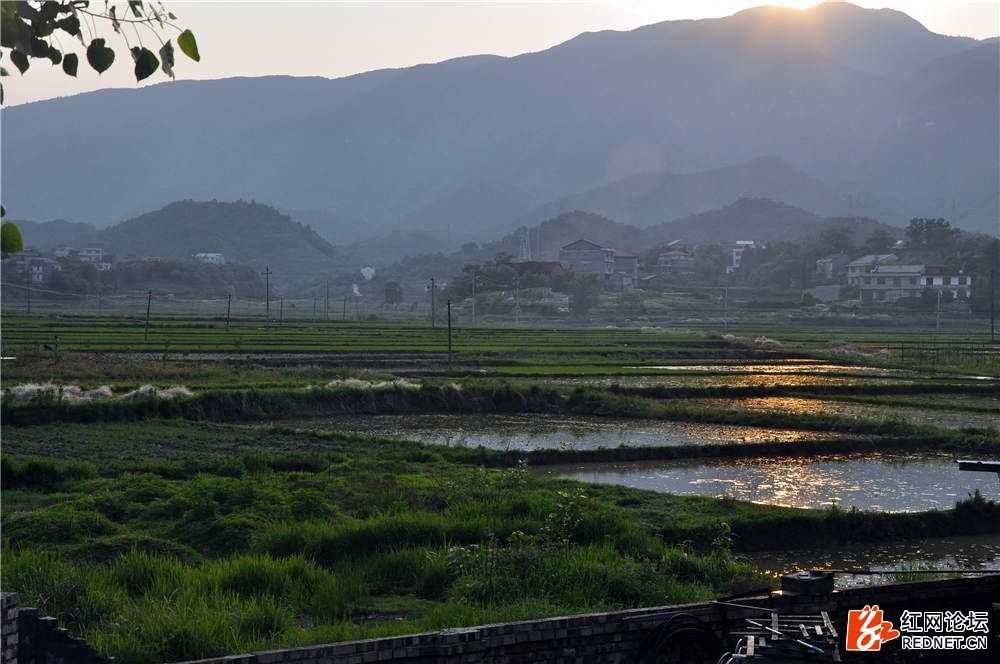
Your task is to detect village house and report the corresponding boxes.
[195,252,227,265]
[846,253,897,286]
[612,254,639,280]
[815,253,850,280]
[857,264,971,305]
[726,240,755,273]
[6,252,62,285]
[558,239,614,277]
[657,250,695,276]
[857,264,925,304]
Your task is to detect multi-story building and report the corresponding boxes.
[558,239,614,277]
[857,264,972,305]
[612,254,639,280]
[657,251,695,276]
[846,254,897,286]
[727,240,755,273]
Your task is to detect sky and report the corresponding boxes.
[4,0,998,106]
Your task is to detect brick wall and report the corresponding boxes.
[2,593,17,664]
[177,575,1000,664]
[0,594,111,664]
[4,576,998,664]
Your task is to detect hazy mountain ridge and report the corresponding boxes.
[2,2,996,237]
[98,201,339,286]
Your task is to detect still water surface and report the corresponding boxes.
[287,414,830,450]
[750,534,1000,578]
[539,453,999,512]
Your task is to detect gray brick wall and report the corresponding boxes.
[2,593,18,664]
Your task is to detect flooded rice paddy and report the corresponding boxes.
[538,453,1000,512]
[749,534,1000,578]
[690,396,999,430]
[285,414,830,450]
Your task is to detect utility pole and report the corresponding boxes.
[723,287,729,329]
[324,281,330,321]
[264,265,271,323]
[226,293,232,330]
[279,297,284,324]
[936,288,942,332]
[514,276,520,325]
[990,268,996,343]
[429,277,436,328]
[312,296,317,323]
[98,289,103,315]
[471,273,477,325]
[144,289,152,342]
[447,299,453,371]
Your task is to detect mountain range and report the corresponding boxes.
[2,2,997,239]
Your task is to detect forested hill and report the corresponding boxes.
[100,201,339,284]
[475,199,896,259]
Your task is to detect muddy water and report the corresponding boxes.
[749,534,1000,579]
[284,414,830,450]
[538,453,1000,512]
[691,396,999,430]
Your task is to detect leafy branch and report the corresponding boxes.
[0,0,200,104]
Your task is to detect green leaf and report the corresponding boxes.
[86,38,115,74]
[10,49,28,74]
[38,1,60,21]
[30,36,49,57]
[47,45,62,65]
[109,5,120,32]
[32,18,54,37]
[62,52,78,76]
[57,14,80,36]
[159,39,175,78]
[167,11,177,20]
[15,2,39,21]
[128,1,143,18]
[131,46,159,81]
[177,29,199,62]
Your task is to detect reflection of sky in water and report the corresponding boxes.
[286,415,828,450]
[628,363,909,375]
[542,375,922,388]
[541,453,1000,512]
[750,534,1000,579]
[692,396,1000,430]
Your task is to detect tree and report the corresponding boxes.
[383,280,403,307]
[1,221,23,256]
[1,1,200,103]
[818,226,854,256]
[568,275,600,319]
[906,218,958,253]
[863,229,895,254]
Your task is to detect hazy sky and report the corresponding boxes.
[4,1,998,106]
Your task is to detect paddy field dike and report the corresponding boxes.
[1,315,998,663]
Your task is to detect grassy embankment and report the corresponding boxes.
[4,419,999,664]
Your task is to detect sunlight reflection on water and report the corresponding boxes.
[539,453,999,512]
[285,414,829,450]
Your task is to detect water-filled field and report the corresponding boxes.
[690,396,1000,430]
[284,414,832,450]
[539,453,1000,511]
[750,534,1000,577]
